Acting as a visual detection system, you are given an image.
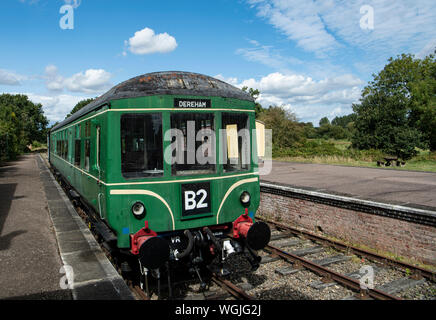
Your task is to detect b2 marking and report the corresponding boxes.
[181,183,211,216]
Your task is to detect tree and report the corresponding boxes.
[66,98,95,119]
[302,122,317,139]
[257,105,304,148]
[317,123,348,140]
[0,94,48,160]
[408,55,436,150]
[332,114,356,128]
[242,87,264,118]
[319,117,330,127]
[352,53,435,159]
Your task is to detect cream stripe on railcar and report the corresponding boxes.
[216,177,259,224]
[50,153,259,186]
[109,189,175,231]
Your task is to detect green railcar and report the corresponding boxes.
[49,71,270,289]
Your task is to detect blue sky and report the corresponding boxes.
[0,0,435,125]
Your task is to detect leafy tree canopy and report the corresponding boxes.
[319,117,330,127]
[65,98,95,119]
[257,105,304,148]
[352,53,435,159]
[332,114,356,128]
[0,94,48,160]
[241,87,264,118]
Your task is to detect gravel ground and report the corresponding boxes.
[398,281,436,300]
[195,235,436,300]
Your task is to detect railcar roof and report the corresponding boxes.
[51,71,254,132]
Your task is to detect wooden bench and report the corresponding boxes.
[377,157,406,167]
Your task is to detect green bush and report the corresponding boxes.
[273,139,384,161]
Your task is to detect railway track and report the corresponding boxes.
[265,243,399,300]
[61,185,254,300]
[209,274,255,300]
[47,156,435,300]
[257,217,436,300]
[70,184,436,301]
[259,217,436,281]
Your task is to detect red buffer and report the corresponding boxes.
[232,208,271,250]
[130,221,170,270]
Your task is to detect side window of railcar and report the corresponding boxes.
[74,124,81,167]
[84,140,90,171]
[120,113,163,178]
[84,121,91,171]
[65,131,69,161]
[96,127,101,168]
[74,140,81,166]
[170,113,216,176]
[222,113,250,172]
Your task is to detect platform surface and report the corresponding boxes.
[0,154,134,300]
[261,161,436,211]
[0,154,72,299]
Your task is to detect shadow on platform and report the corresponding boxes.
[0,183,27,251]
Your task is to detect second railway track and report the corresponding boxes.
[49,163,436,300]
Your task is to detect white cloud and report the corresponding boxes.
[213,74,240,87]
[0,69,26,85]
[63,0,81,9]
[247,0,436,57]
[126,27,177,55]
[416,38,436,58]
[236,40,302,71]
[247,0,339,55]
[26,93,89,123]
[215,71,363,124]
[45,65,112,94]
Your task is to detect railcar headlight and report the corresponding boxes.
[240,191,251,207]
[132,202,145,219]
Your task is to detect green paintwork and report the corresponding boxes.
[50,95,260,248]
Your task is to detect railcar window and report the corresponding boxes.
[65,139,69,160]
[74,140,81,166]
[76,124,81,139]
[222,113,250,172]
[96,127,101,168]
[84,139,90,171]
[84,121,91,137]
[121,113,163,178]
[170,113,215,176]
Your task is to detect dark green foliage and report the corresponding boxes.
[273,138,385,161]
[273,140,341,158]
[352,53,436,159]
[65,98,95,119]
[317,123,348,140]
[302,122,317,139]
[0,94,48,161]
[332,114,356,128]
[241,87,264,118]
[319,117,330,126]
[352,91,424,159]
[257,105,305,148]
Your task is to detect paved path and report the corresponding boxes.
[0,154,72,299]
[261,161,436,210]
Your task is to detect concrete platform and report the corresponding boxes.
[261,161,436,211]
[0,154,71,299]
[0,154,134,300]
